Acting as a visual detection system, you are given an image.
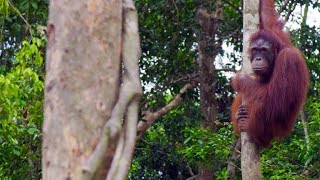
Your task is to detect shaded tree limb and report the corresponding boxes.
[285,1,297,22]
[186,175,200,180]
[187,165,195,177]
[166,71,200,86]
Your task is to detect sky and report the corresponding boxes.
[288,5,320,29]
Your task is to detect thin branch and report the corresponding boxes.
[171,0,179,23]
[166,71,200,85]
[7,0,32,36]
[279,0,290,14]
[285,1,297,22]
[187,165,195,176]
[137,83,195,136]
[301,2,309,27]
[186,174,199,180]
[220,27,242,42]
[300,110,311,168]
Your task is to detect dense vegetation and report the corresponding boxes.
[0,0,319,179]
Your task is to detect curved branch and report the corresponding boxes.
[137,83,195,136]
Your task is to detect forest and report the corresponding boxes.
[0,0,319,179]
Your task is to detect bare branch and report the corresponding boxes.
[220,28,242,42]
[187,165,195,176]
[300,110,310,151]
[186,175,199,180]
[137,83,195,135]
[285,1,297,22]
[279,0,290,14]
[7,0,32,36]
[166,71,200,85]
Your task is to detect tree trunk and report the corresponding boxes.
[43,0,141,179]
[241,0,262,179]
[196,1,223,178]
[227,137,240,179]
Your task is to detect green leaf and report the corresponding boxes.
[5,16,12,22]
[31,2,38,9]
[183,137,191,144]
[27,127,40,135]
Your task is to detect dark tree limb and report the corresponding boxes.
[285,1,297,22]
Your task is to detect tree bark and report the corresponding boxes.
[227,137,240,179]
[43,0,141,179]
[300,3,310,155]
[196,1,223,178]
[241,0,262,179]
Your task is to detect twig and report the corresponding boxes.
[279,0,290,14]
[285,1,297,22]
[186,174,199,180]
[187,165,195,176]
[171,0,179,23]
[7,0,33,36]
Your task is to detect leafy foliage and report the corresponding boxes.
[0,0,48,70]
[179,124,232,166]
[178,123,232,179]
[0,38,45,178]
[260,99,320,179]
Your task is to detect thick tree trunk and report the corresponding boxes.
[241,0,262,179]
[43,0,141,179]
[196,1,223,179]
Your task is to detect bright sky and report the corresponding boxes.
[287,5,320,29]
